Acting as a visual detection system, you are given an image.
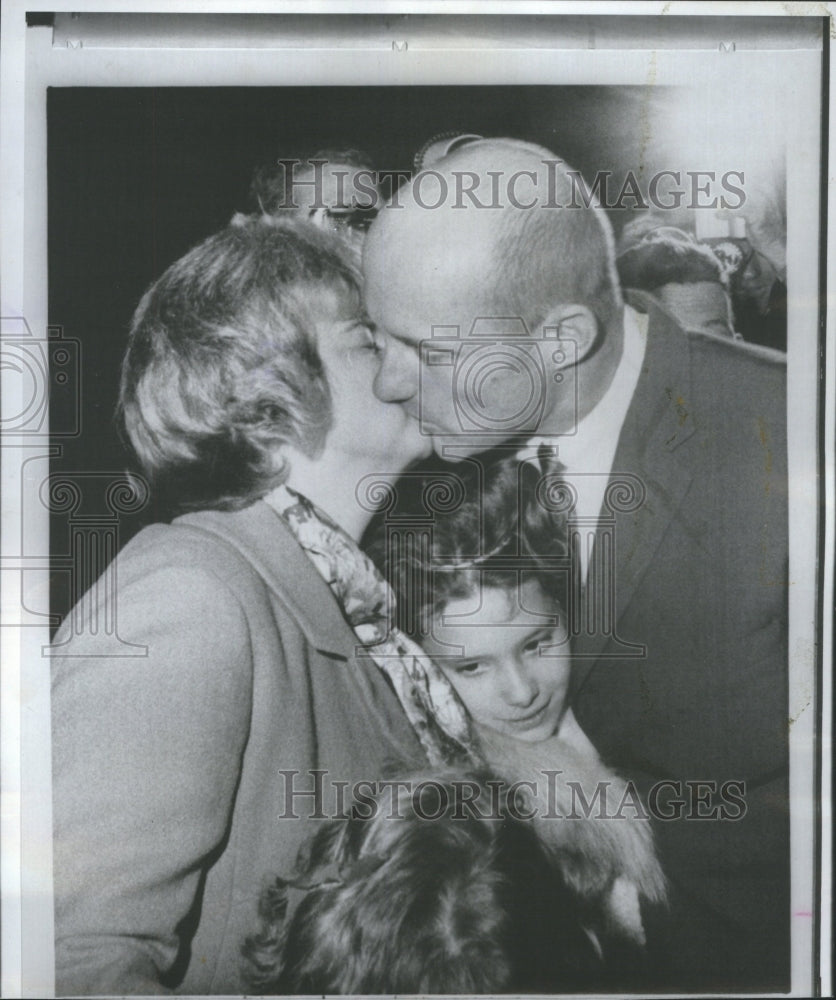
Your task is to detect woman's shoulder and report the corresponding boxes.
[51,502,295,657]
[56,503,288,641]
[117,502,278,583]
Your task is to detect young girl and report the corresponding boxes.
[376,450,667,947]
[242,452,666,992]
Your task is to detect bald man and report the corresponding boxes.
[363,140,789,992]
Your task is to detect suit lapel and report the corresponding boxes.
[571,298,697,691]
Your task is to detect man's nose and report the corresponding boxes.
[501,660,538,707]
[373,338,418,403]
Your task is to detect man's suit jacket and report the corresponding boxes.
[571,294,789,991]
[51,500,423,995]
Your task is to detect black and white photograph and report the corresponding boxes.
[0,4,831,998]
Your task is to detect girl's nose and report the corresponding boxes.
[502,659,538,707]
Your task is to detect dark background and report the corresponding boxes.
[45,84,766,623]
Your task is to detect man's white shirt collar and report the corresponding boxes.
[549,304,647,474]
[521,305,648,580]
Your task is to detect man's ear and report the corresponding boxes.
[541,304,599,366]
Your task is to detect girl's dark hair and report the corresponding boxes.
[367,450,570,636]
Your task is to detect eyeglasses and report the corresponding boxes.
[308,205,379,236]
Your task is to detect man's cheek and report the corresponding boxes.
[423,381,459,432]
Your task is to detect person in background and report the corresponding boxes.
[616,198,788,352]
[250,147,380,256]
[704,232,787,352]
[615,226,739,340]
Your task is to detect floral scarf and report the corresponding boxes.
[265,485,477,766]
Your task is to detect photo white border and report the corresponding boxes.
[1,2,830,997]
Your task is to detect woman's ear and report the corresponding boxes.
[541,304,599,367]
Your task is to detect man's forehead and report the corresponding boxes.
[362,277,436,342]
[372,194,498,248]
[365,213,494,299]
[364,268,489,345]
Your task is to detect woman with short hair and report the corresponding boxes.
[51,214,470,995]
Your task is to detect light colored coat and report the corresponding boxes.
[51,500,423,995]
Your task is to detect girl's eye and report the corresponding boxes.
[523,634,548,654]
[455,661,482,676]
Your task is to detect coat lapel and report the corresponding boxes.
[571,297,697,692]
[174,500,430,768]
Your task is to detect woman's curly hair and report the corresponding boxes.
[118,213,360,513]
